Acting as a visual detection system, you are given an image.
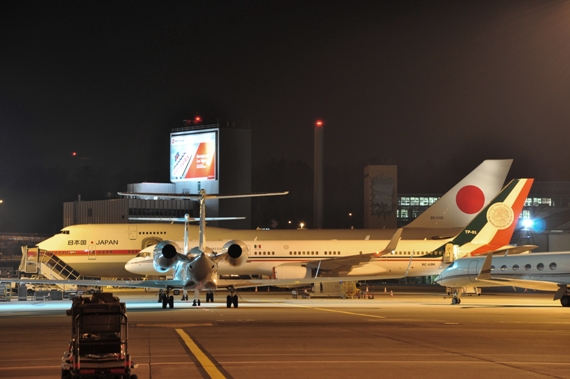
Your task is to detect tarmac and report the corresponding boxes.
[0,285,569,379]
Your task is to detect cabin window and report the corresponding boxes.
[549,262,557,270]
[525,264,532,270]
[500,265,507,271]
[490,265,495,271]
[537,263,544,271]
[512,264,519,271]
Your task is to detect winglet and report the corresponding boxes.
[382,228,402,254]
[477,253,493,280]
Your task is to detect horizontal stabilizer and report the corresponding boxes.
[130,217,245,222]
[119,191,288,201]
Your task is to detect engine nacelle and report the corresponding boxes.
[153,240,181,273]
[222,240,249,267]
[273,265,310,279]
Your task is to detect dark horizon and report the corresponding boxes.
[2,1,569,233]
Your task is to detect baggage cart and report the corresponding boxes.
[61,293,137,379]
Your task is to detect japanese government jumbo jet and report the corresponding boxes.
[435,251,570,307]
[29,160,512,278]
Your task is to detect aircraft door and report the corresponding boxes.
[128,225,137,240]
[468,260,479,282]
[88,245,96,260]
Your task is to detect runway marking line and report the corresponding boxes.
[282,303,386,319]
[176,328,230,379]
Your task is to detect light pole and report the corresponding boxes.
[348,212,353,229]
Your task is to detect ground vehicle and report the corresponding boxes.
[62,293,137,379]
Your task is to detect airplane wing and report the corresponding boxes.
[216,275,403,289]
[305,228,403,276]
[0,278,188,289]
[475,277,565,292]
[0,276,382,291]
[476,253,568,299]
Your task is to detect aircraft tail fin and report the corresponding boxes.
[439,178,533,257]
[405,159,512,229]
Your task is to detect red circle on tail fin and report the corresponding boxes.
[456,185,485,214]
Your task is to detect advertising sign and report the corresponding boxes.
[170,129,218,182]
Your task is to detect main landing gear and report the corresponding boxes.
[560,294,570,307]
[226,287,239,308]
[159,288,175,309]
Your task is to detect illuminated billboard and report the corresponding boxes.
[170,129,218,182]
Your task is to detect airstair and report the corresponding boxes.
[20,246,81,290]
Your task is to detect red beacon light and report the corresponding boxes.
[315,120,323,127]
[194,116,202,124]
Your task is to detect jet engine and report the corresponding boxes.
[153,240,181,273]
[222,240,249,267]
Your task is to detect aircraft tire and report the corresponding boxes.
[233,295,238,308]
[169,295,174,308]
[561,295,570,307]
[226,295,232,308]
[162,296,168,309]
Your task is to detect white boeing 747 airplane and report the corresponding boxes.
[29,159,512,278]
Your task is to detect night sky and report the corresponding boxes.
[1,1,570,233]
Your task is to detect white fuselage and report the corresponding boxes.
[435,252,570,288]
[34,223,461,277]
[126,238,452,279]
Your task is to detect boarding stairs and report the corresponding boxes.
[20,246,81,291]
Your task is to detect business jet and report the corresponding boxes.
[125,179,534,301]
[30,159,512,278]
[435,251,570,306]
